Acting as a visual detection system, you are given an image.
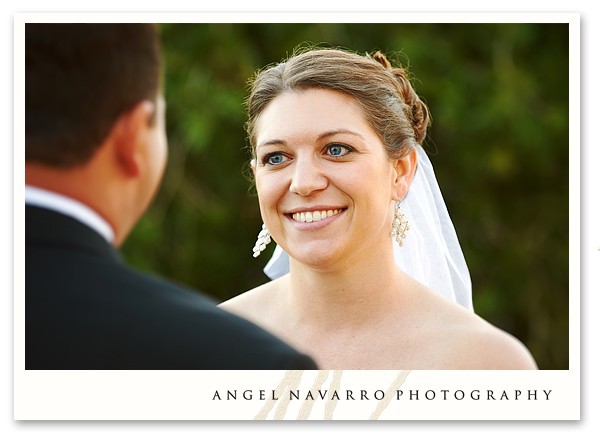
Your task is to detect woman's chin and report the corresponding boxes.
[286,245,351,272]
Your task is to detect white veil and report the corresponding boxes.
[263,144,474,312]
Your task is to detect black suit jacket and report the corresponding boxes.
[25,205,317,370]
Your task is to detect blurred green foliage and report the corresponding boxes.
[120,23,569,370]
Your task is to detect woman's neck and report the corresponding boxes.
[284,243,408,331]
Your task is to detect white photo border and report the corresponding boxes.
[13,12,580,421]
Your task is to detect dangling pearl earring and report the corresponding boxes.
[253,224,271,258]
[391,203,410,246]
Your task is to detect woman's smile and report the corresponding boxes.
[291,208,344,223]
[285,207,347,231]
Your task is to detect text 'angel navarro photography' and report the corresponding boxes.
[212,388,553,402]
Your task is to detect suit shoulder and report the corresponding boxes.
[118,270,318,369]
[26,257,316,370]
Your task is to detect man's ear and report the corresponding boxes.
[112,100,155,178]
[391,148,418,201]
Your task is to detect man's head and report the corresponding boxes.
[25,23,168,246]
[26,23,162,167]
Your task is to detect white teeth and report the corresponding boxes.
[292,209,343,223]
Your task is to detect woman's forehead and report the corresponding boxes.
[255,89,374,145]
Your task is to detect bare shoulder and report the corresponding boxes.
[410,284,538,370]
[455,319,538,370]
[436,298,537,370]
[218,275,286,327]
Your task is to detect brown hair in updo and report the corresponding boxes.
[246,48,430,160]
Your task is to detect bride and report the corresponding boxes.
[220,48,537,370]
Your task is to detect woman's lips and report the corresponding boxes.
[285,208,347,230]
[291,209,343,223]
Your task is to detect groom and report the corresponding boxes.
[25,23,316,369]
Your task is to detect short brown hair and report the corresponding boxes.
[246,48,430,160]
[26,23,162,167]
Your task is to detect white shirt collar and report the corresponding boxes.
[25,185,116,245]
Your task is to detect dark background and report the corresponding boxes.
[120,23,570,370]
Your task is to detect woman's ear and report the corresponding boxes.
[250,158,257,175]
[391,148,418,201]
[112,100,156,178]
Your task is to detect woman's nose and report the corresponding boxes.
[289,155,328,196]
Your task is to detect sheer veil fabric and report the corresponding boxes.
[263,144,474,312]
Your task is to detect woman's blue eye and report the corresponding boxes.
[329,145,343,155]
[327,144,350,157]
[264,153,284,165]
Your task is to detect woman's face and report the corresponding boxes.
[253,88,406,270]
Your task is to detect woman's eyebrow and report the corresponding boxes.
[256,139,287,149]
[317,129,365,141]
[257,129,365,150]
